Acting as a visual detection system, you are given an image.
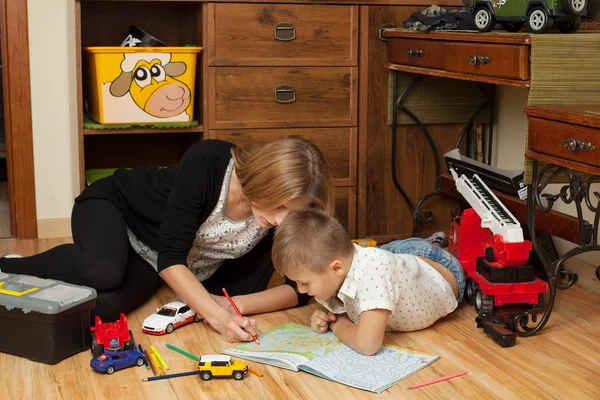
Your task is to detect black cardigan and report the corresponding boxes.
[75,139,310,305]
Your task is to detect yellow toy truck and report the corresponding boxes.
[196,354,249,380]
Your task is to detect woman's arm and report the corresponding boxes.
[329,309,389,355]
[160,264,258,342]
[214,284,299,315]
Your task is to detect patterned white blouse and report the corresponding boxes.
[127,159,268,281]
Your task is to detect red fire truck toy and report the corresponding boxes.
[448,169,548,315]
[90,313,135,357]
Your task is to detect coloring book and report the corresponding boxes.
[222,323,439,394]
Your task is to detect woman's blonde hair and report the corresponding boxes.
[272,209,354,276]
[231,137,334,215]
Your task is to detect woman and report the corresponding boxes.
[0,137,333,342]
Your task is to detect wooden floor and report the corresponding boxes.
[1,238,599,400]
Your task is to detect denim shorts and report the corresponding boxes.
[379,238,465,303]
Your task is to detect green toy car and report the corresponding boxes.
[471,0,587,33]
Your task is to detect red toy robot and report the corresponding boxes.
[448,169,548,315]
[90,313,134,357]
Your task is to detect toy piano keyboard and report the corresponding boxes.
[0,272,97,364]
[444,149,527,200]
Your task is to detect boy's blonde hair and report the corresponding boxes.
[272,209,355,276]
[231,137,334,215]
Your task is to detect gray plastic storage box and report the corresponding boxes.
[0,272,97,364]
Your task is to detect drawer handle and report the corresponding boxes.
[468,55,491,65]
[561,138,596,152]
[274,22,296,41]
[274,84,296,104]
[406,48,424,57]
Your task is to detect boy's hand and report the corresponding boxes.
[311,309,336,333]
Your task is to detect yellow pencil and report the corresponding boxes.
[150,344,169,370]
[149,352,163,376]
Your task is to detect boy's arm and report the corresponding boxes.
[329,309,390,355]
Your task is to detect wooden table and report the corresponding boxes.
[525,104,600,291]
[382,29,596,338]
[383,30,534,237]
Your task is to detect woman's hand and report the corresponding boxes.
[311,309,336,333]
[205,312,258,343]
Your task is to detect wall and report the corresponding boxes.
[27,0,79,237]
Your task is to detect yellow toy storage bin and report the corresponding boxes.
[84,46,203,125]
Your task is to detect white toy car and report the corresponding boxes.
[142,301,200,335]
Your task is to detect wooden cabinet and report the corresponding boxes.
[77,1,205,173]
[76,0,466,241]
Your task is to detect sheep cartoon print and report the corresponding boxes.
[100,52,192,123]
[110,53,191,119]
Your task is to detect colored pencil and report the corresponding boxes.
[142,371,199,382]
[408,370,468,389]
[316,309,330,330]
[248,366,263,377]
[166,343,200,361]
[149,353,163,376]
[221,287,260,345]
[145,349,157,376]
[150,344,169,370]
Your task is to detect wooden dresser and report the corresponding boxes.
[204,3,359,235]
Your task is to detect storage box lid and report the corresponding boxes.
[83,46,203,54]
[0,272,97,314]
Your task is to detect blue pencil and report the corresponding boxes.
[142,371,199,382]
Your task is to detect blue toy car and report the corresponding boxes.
[90,349,146,374]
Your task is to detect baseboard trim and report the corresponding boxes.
[37,218,71,239]
[565,257,600,296]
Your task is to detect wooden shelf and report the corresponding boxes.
[83,125,204,135]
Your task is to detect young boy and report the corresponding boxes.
[272,209,465,355]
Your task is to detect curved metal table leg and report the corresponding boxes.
[519,159,600,337]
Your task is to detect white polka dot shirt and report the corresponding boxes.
[316,244,458,331]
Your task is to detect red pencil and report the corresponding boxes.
[221,287,260,345]
[408,370,468,389]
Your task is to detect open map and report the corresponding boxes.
[222,323,440,393]
[225,323,343,363]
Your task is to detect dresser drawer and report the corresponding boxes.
[207,3,358,66]
[528,117,599,166]
[387,38,445,70]
[444,42,529,80]
[209,67,357,129]
[211,127,357,186]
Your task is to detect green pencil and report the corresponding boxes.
[316,309,330,330]
[166,343,200,361]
